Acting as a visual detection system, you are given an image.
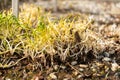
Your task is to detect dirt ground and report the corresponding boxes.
[0,0,120,80]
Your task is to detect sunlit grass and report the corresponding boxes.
[0,4,114,68]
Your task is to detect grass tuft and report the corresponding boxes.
[0,4,115,68]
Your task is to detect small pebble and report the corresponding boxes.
[92,68,96,72]
[63,78,69,80]
[79,64,88,68]
[103,52,110,57]
[49,73,57,79]
[77,75,83,79]
[60,65,66,70]
[102,57,111,62]
[111,63,119,71]
[53,65,59,70]
[97,56,103,61]
[79,68,84,72]
[96,62,104,67]
[71,61,77,66]
[73,71,78,76]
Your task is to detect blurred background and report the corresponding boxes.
[0,0,120,14]
[0,0,120,24]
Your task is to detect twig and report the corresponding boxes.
[0,56,27,69]
[67,62,81,73]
